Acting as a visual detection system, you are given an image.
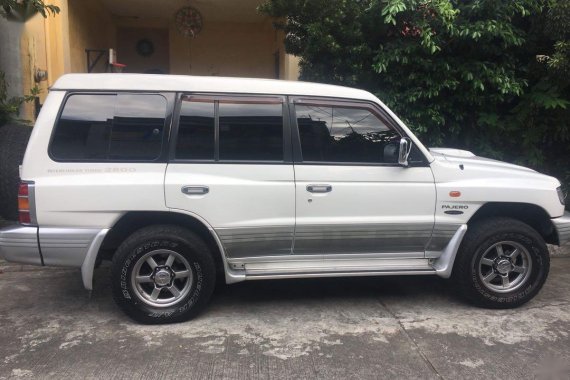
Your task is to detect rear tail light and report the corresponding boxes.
[18,181,36,226]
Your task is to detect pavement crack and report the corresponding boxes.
[377,297,444,379]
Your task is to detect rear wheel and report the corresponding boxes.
[452,217,549,308]
[111,225,216,324]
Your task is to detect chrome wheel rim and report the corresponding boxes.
[130,249,193,307]
[478,241,532,293]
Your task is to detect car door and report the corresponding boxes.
[165,94,295,259]
[291,98,436,257]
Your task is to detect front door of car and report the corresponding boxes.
[291,98,436,257]
[165,94,295,259]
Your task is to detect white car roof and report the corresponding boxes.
[52,74,379,102]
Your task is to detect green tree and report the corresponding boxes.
[260,0,570,191]
[1,0,59,20]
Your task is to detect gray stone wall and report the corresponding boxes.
[0,18,24,99]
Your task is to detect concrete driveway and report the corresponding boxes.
[1,256,570,379]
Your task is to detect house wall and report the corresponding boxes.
[116,27,170,74]
[171,20,277,78]
[67,0,115,73]
[113,16,280,79]
[10,0,299,121]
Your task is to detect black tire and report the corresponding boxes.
[0,123,32,220]
[451,217,549,309]
[111,225,216,324]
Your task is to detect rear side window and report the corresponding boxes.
[176,100,215,160]
[175,96,284,162]
[50,93,167,161]
[296,104,399,164]
[219,102,283,161]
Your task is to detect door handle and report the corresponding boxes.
[307,184,332,193]
[181,186,209,195]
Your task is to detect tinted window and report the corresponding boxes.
[176,99,215,160]
[296,105,399,163]
[51,94,166,161]
[219,102,283,161]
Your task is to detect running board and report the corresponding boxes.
[233,258,435,280]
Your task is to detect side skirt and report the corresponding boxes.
[223,224,468,282]
[228,254,435,280]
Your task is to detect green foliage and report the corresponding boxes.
[0,72,39,126]
[260,0,570,195]
[1,0,59,20]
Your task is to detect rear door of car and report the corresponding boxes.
[164,94,295,259]
[290,97,436,257]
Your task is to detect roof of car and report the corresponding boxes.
[52,74,378,102]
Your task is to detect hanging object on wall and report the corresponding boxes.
[136,38,155,57]
[174,6,203,38]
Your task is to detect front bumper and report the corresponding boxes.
[553,211,570,246]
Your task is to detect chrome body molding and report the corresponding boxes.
[552,211,570,246]
[289,223,432,255]
[432,224,468,278]
[39,228,103,266]
[81,229,109,290]
[216,223,459,259]
[0,225,42,265]
[216,226,294,258]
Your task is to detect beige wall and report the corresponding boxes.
[171,20,277,78]
[67,0,114,73]
[17,0,300,120]
[116,27,170,74]
[20,7,56,119]
[44,0,69,85]
[114,16,281,78]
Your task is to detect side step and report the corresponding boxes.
[230,257,435,280]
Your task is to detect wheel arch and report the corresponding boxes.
[468,202,558,245]
[97,211,235,283]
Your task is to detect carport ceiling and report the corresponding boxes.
[98,0,267,22]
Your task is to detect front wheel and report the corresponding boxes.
[451,217,550,308]
[111,225,216,324]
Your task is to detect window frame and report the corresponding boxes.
[169,93,293,165]
[289,96,429,167]
[48,91,175,163]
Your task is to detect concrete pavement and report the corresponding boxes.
[1,256,570,379]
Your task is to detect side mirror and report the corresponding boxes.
[398,137,413,167]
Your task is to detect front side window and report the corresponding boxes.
[296,104,400,164]
[175,96,284,162]
[51,93,167,161]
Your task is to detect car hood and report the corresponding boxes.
[429,148,537,174]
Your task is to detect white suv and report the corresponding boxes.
[1,74,568,324]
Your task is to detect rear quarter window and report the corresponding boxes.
[50,93,167,162]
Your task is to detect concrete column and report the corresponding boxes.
[0,18,24,99]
